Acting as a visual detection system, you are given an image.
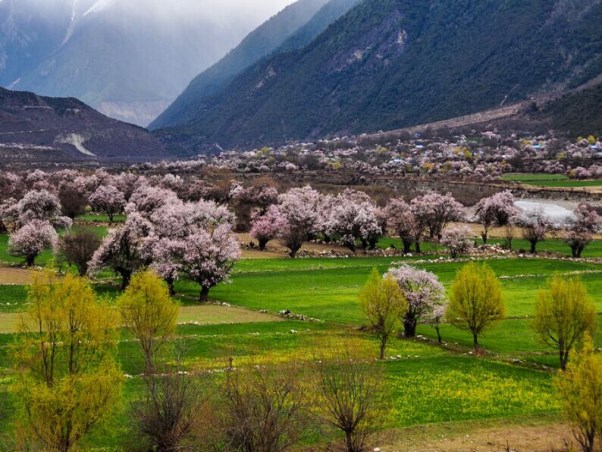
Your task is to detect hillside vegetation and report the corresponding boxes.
[155,0,602,152]
[150,0,347,129]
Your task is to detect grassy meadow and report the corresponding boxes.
[0,222,600,449]
[502,172,602,188]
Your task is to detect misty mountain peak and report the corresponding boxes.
[0,0,297,126]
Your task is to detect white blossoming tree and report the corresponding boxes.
[386,265,446,337]
[8,220,58,266]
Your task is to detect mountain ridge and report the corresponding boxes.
[150,0,359,130]
[0,0,295,126]
[154,0,602,153]
[0,86,167,163]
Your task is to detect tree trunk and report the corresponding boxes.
[345,429,355,452]
[287,240,302,258]
[166,277,176,297]
[584,429,595,452]
[529,240,537,254]
[560,347,568,371]
[368,237,378,250]
[379,337,387,360]
[473,333,479,351]
[402,238,413,254]
[199,286,210,302]
[360,238,368,251]
[345,241,357,253]
[414,241,421,254]
[108,212,114,224]
[143,351,155,377]
[26,254,36,267]
[404,317,417,338]
[258,238,268,251]
[120,270,132,290]
[481,230,488,244]
[571,245,578,258]
[435,323,442,344]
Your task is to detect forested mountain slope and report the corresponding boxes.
[151,0,359,129]
[155,0,602,152]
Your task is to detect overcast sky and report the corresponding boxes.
[175,0,299,27]
[12,0,301,29]
[79,0,300,24]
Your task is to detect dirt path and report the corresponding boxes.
[177,305,281,326]
[0,267,35,284]
[0,305,280,334]
[375,421,573,452]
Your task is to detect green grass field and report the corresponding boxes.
[75,213,126,223]
[502,173,602,188]
[0,226,600,449]
[0,320,562,450]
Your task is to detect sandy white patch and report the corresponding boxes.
[58,133,96,157]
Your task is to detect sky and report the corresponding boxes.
[4,0,299,30]
[160,0,299,28]
[80,0,299,24]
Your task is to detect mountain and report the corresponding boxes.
[0,0,295,126]
[155,0,602,152]
[538,82,602,137]
[0,87,166,163]
[151,0,359,130]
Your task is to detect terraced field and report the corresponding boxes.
[0,228,599,450]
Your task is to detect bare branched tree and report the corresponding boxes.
[221,363,307,452]
[60,229,101,276]
[134,368,200,452]
[314,347,382,452]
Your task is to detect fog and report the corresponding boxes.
[0,0,302,125]
[6,0,299,30]
[77,0,299,26]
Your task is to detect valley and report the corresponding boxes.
[0,158,600,450]
[0,0,601,450]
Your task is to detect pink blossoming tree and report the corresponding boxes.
[8,220,58,266]
[441,226,474,258]
[474,191,519,243]
[89,186,126,223]
[321,189,382,252]
[383,198,419,253]
[386,265,446,337]
[126,185,179,218]
[179,224,241,301]
[277,186,321,258]
[137,197,239,298]
[15,189,72,230]
[250,206,288,251]
[517,208,552,253]
[410,192,464,241]
[565,203,602,258]
[88,213,154,289]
